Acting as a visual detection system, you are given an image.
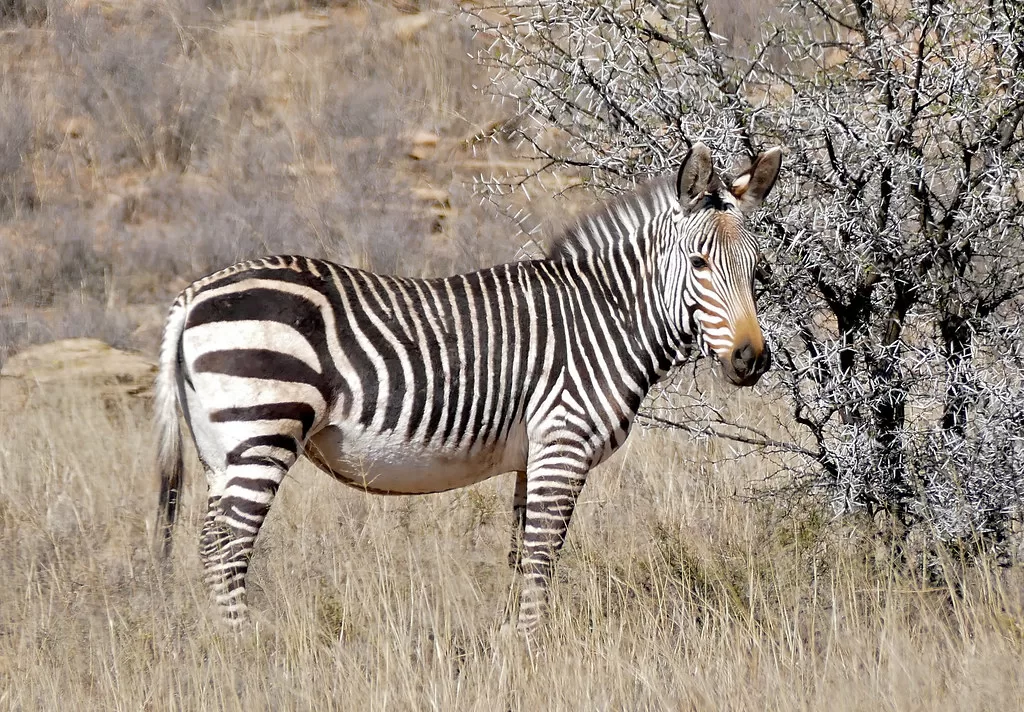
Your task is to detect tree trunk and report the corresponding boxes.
[940,310,973,437]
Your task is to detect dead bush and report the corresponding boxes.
[0,84,37,218]
[0,0,48,25]
[52,6,223,172]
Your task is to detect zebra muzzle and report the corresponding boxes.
[724,339,771,386]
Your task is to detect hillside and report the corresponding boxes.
[0,0,567,365]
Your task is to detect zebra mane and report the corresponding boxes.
[547,174,678,261]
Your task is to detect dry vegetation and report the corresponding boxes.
[1,0,1023,708]
[0,0,550,365]
[2,387,1023,708]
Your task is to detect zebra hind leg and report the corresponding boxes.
[199,493,232,614]
[200,440,298,625]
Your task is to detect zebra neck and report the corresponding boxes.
[568,245,692,388]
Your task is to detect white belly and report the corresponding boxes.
[304,422,529,494]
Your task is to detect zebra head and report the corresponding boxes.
[670,143,782,387]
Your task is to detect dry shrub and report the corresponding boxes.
[0,206,112,307]
[477,0,1024,558]
[0,301,146,369]
[52,4,223,173]
[0,0,48,25]
[0,83,37,219]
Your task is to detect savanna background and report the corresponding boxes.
[1,0,1023,709]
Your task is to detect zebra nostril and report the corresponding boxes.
[732,342,756,374]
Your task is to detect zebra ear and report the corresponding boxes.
[731,147,782,213]
[676,143,714,208]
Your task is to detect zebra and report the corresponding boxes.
[154,143,782,635]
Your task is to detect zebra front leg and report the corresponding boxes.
[501,471,529,631]
[200,445,295,625]
[516,461,587,637]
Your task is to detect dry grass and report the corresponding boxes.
[1,388,1022,709]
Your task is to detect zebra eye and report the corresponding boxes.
[689,254,708,270]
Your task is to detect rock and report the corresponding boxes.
[408,130,440,160]
[410,186,450,205]
[220,11,333,44]
[388,13,432,42]
[61,116,91,140]
[0,338,157,412]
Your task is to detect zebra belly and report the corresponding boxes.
[304,423,529,495]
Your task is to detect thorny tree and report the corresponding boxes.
[471,0,1024,557]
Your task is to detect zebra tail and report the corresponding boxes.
[154,298,187,560]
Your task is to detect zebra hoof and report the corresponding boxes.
[498,620,519,639]
[248,609,277,641]
[214,614,249,634]
[212,609,278,642]
[497,617,541,652]
[496,620,538,661]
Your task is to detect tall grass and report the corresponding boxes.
[0,388,1021,709]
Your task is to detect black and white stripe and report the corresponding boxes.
[154,143,782,633]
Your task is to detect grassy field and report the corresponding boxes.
[1,387,1023,709]
[1,0,1024,709]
